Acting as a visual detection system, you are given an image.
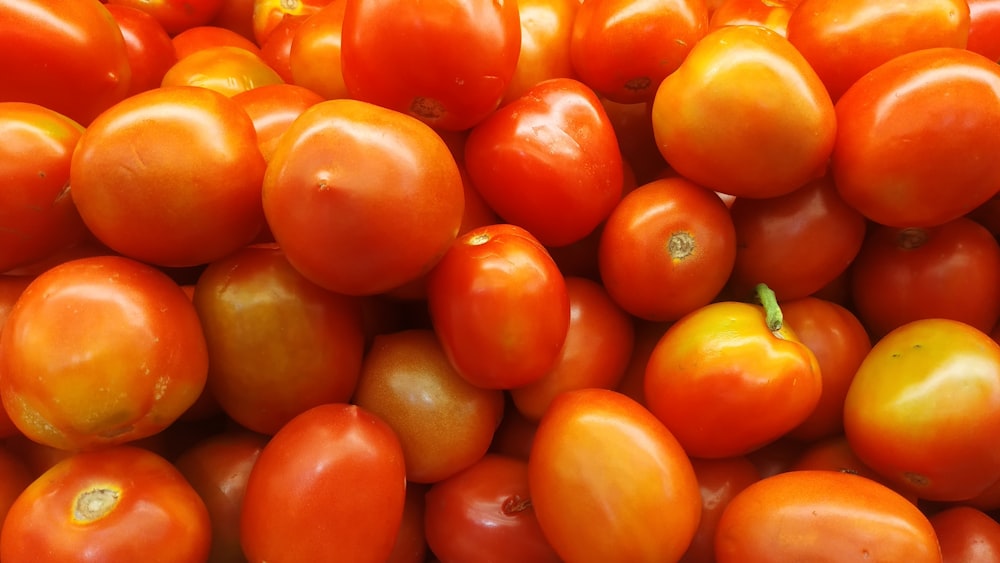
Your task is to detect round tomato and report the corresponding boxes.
[930,506,1000,562]
[231,82,325,162]
[107,0,225,35]
[105,4,177,97]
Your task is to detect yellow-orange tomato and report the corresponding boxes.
[161,45,284,97]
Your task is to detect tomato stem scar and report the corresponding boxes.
[755,283,783,332]
[74,487,120,523]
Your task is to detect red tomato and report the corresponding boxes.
[788,435,919,504]
[288,1,349,100]
[208,0,257,40]
[501,0,579,104]
[708,0,800,36]
[679,456,761,563]
[0,0,131,126]
[171,24,262,59]
[844,318,1000,501]
[388,484,429,563]
[425,454,560,562]
[263,98,465,296]
[427,224,571,390]
[70,86,266,267]
[930,506,1000,563]
[240,403,407,563]
[107,0,225,35]
[651,24,835,199]
[968,0,1000,62]
[598,177,737,322]
[252,0,330,45]
[600,98,669,186]
[715,470,942,562]
[464,78,623,247]
[341,0,521,130]
[528,388,702,562]
[257,12,305,83]
[105,4,177,96]
[615,320,672,407]
[160,45,284,96]
[231,82,325,162]
[0,256,208,451]
[0,445,32,535]
[0,446,211,562]
[832,47,1000,228]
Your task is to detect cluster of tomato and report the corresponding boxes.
[3,0,1000,561]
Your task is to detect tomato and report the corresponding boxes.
[252,0,330,45]
[781,297,872,442]
[786,0,970,102]
[351,329,505,484]
[106,0,225,35]
[644,287,822,458]
[341,0,521,131]
[231,82,324,162]
[600,98,668,186]
[707,0,800,36]
[193,244,366,435]
[240,403,407,563]
[651,24,835,199]
[105,4,177,96]
[1,256,207,451]
[501,0,578,104]
[0,0,131,126]
[288,1,349,100]
[257,12,305,83]
[844,318,1000,501]
[388,484,428,563]
[930,506,1000,562]
[570,0,708,104]
[0,103,88,273]
[832,47,1000,228]
[788,435,918,503]
[427,224,571,390]
[510,277,636,420]
[615,320,671,407]
[70,86,266,268]
[726,175,868,302]
[171,25,262,59]
[0,445,32,537]
[209,0,256,40]
[679,456,761,563]
[715,470,942,562]
[263,98,465,296]
[0,446,211,562]
[489,397,540,461]
[968,0,1000,62]
[464,78,623,247]
[161,45,284,96]
[849,218,1000,340]
[598,177,737,322]
[529,388,702,562]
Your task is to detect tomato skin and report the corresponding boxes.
[651,24,835,199]
[428,224,571,390]
[968,0,1000,62]
[930,506,1000,563]
[105,4,178,97]
[679,456,761,563]
[161,45,284,96]
[708,0,800,36]
[240,403,407,563]
[252,0,331,45]
[715,470,942,562]
[464,78,623,247]
[107,0,225,35]
[172,24,262,58]
[231,82,325,162]
[341,0,521,131]
[502,0,578,104]
[288,1,349,100]
[0,446,211,563]
[844,319,1000,501]
[832,47,1000,228]
[528,388,702,562]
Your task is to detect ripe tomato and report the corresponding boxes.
[600,98,668,186]
[252,0,330,45]
[0,446,211,562]
[832,47,1000,228]
[570,0,708,103]
[231,82,325,162]
[599,177,736,322]
[501,0,578,104]
[105,4,177,96]
[788,435,918,503]
[0,256,208,451]
[425,454,560,562]
[209,0,256,39]
[707,0,800,36]
[930,506,1000,562]
[464,78,623,247]
[70,86,266,267]
[715,470,941,562]
[257,12,305,83]
[0,0,131,126]
[968,0,1000,62]
[427,224,570,390]
[263,98,465,296]
[844,318,1000,501]
[341,0,521,130]
[107,0,225,35]
[529,388,702,562]
[388,485,429,563]
[645,288,822,458]
[171,24,262,58]
[160,45,284,96]
[651,24,835,199]
[240,403,407,563]
[679,456,761,563]
[288,1,349,100]
[0,445,32,536]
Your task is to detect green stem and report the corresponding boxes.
[755,283,783,332]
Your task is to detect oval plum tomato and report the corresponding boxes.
[105,4,177,96]
[844,318,1000,501]
[107,0,225,35]
[715,470,942,562]
[464,78,623,247]
[781,297,872,442]
[0,446,211,563]
[968,0,1000,62]
[425,454,560,563]
[930,506,1000,562]
[570,0,708,103]
[501,0,578,104]
[598,176,737,322]
[0,256,208,451]
[707,0,800,36]
[70,86,266,268]
[351,329,505,484]
[510,277,636,421]
[252,0,331,45]
[240,403,407,563]
[644,287,822,458]
[427,224,570,390]
[288,1,349,100]
[263,98,464,296]
[193,244,366,435]
[786,0,970,102]
[651,24,835,199]
[341,0,521,131]
[172,24,263,58]
[726,174,868,302]
[0,0,131,126]
[849,218,1000,340]
[160,45,284,96]
[528,388,702,562]
[832,47,1000,228]
[679,456,761,563]
[0,103,88,273]
[231,83,325,162]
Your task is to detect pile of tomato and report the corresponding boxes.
[3,0,1000,561]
